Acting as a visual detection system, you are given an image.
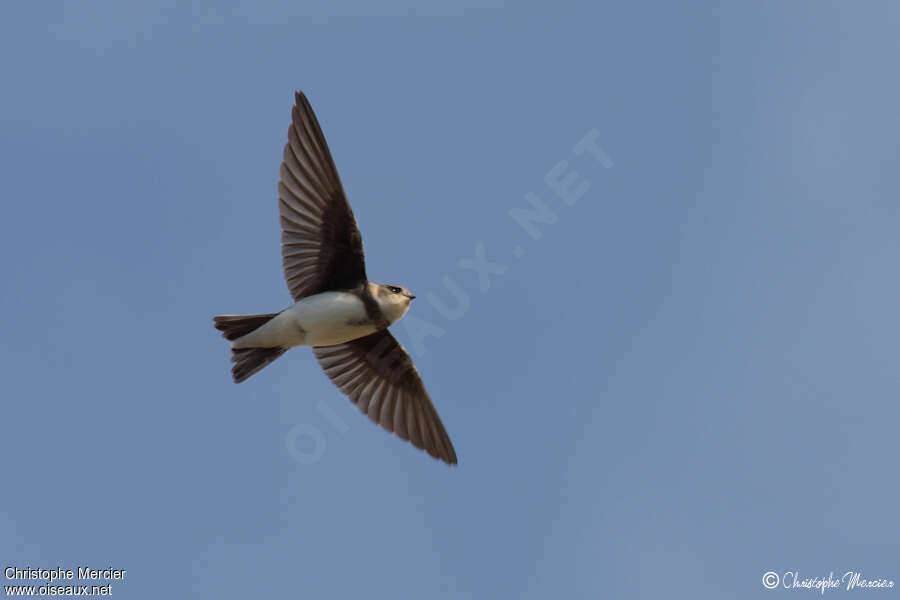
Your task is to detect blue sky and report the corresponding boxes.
[2,2,899,598]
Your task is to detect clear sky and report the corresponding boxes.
[2,2,899,598]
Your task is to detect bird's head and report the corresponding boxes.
[373,283,416,324]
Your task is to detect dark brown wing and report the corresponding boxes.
[313,330,457,465]
[279,91,367,299]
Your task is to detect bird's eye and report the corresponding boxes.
[388,286,402,294]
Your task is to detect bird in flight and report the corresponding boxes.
[213,92,457,465]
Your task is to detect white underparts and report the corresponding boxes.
[232,291,378,349]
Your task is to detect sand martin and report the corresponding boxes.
[213,92,457,465]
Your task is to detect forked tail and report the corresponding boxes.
[213,313,286,383]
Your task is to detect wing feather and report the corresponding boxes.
[278,92,367,300]
[312,331,457,465]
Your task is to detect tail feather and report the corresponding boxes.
[213,313,286,383]
[213,313,279,341]
[231,347,287,383]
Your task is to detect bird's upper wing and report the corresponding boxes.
[279,91,367,300]
[313,330,457,465]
